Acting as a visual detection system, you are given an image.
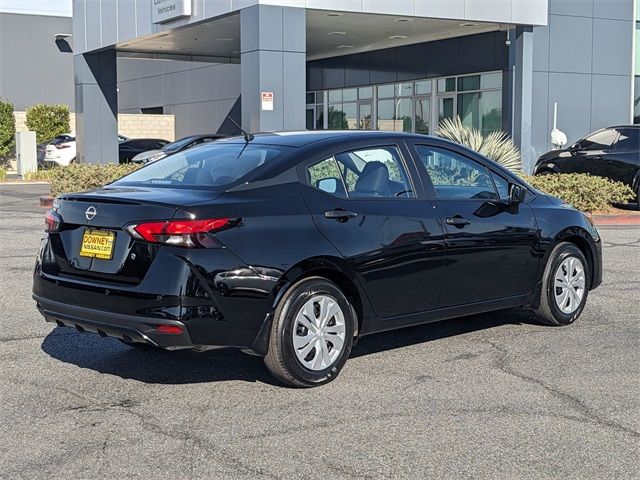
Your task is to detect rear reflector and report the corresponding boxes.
[156,325,183,334]
[125,218,235,248]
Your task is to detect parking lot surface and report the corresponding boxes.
[1,184,639,479]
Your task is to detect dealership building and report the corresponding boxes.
[2,1,637,173]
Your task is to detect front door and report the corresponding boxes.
[409,142,540,307]
[357,101,372,130]
[300,142,445,318]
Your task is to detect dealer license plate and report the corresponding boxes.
[79,229,115,260]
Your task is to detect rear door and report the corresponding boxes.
[606,127,640,186]
[300,141,445,318]
[565,129,618,176]
[408,142,540,307]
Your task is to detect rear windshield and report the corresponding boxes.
[112,143,293,189]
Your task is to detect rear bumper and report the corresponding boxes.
[34,294,193,349]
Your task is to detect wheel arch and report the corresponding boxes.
[529,226,599,309]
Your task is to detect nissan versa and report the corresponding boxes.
[33,131,602,387]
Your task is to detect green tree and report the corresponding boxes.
[0,98,15,162]
[25,104,71,143]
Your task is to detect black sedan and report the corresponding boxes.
[534,125,640,204]
[131,134,226,163]
[119,138,169,163]
[34,131,602,387]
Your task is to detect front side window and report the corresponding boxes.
[577,129,618,151]
[307,146,414,199]
[415,145,498,200]
[114,144,292,189]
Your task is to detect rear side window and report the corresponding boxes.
[614,128,640,151]
[577,129,618,151]
[307,158,348,197]
[415,145,498,200]
[306,146,414,198]
[114,143,293,189]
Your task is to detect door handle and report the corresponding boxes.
[324,209,358,222]
[446,215,471,228]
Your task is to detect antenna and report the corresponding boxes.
[226,116,253,143]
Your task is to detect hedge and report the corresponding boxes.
[48,163,141,197]
[0,98,15,161]
[0,168,6,181]
[524,173,635,213]
[25,104,71,143]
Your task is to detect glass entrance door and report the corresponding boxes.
[413,97,430,135]
[438,95,456,124]
[358,101,372,130]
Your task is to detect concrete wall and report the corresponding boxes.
[14,111,175,141]
[72,0,548,55]
[116,57,240,138]
[0,13,74,110]
[530,0,635,160]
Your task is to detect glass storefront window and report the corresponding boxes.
[309,70,502,135]
[415,80,431,95]
[481,72,502,90]
[396,82,413,97]
[343,88,357,102]
[634,77,640,124]
[378,84,395,98]
[438,78,456,93]
[457,90,502,136]
[358,86,373,99]
[458,75,480,92]
[328,90,342,103]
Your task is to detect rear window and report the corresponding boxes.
[113,143,293,189]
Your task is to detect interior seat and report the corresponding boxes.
[352,161,390,197]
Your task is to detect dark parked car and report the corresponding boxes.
[119,138,169,163]
[34,131,602,387]
[131,134,226,163]
[534,125,640,204]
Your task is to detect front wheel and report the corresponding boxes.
[264,278,355,387]
[532,243,590,326]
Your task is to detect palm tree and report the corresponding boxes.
[436,116,522,173]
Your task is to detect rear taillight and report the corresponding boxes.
[44,210,61,232]
[54,144,71,149]
[124,218,235,248]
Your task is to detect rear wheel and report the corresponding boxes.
[264,278,354,387]
[533,243,589,326]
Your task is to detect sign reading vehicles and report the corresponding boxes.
[152,0,191,24]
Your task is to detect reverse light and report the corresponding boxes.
[124,218,235,248]
[44,209,61,232]
[55,144,71,149]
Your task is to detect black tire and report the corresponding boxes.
[264,277,355,387]
[533,242,590,326]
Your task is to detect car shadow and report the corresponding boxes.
[41,308,536,385]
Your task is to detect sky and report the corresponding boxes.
[0,0,72,16]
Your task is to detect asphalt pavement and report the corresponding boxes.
[1,183,638,479]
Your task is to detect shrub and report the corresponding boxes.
[24,168,61,181]
[25,104,71,143]
[0,168,6,181]
[0,98,15,162]
[48,163,141,197]
[524,173,635,213]
[437,116,522,173]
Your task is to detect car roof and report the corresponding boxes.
[214,130,436,148]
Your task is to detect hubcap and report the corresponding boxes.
[292,295,346,371]
[554,256,586,314]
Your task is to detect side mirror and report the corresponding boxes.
[317,177,340,194]
[508,184,526,206]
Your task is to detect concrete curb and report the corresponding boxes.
[591,215,640,226]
